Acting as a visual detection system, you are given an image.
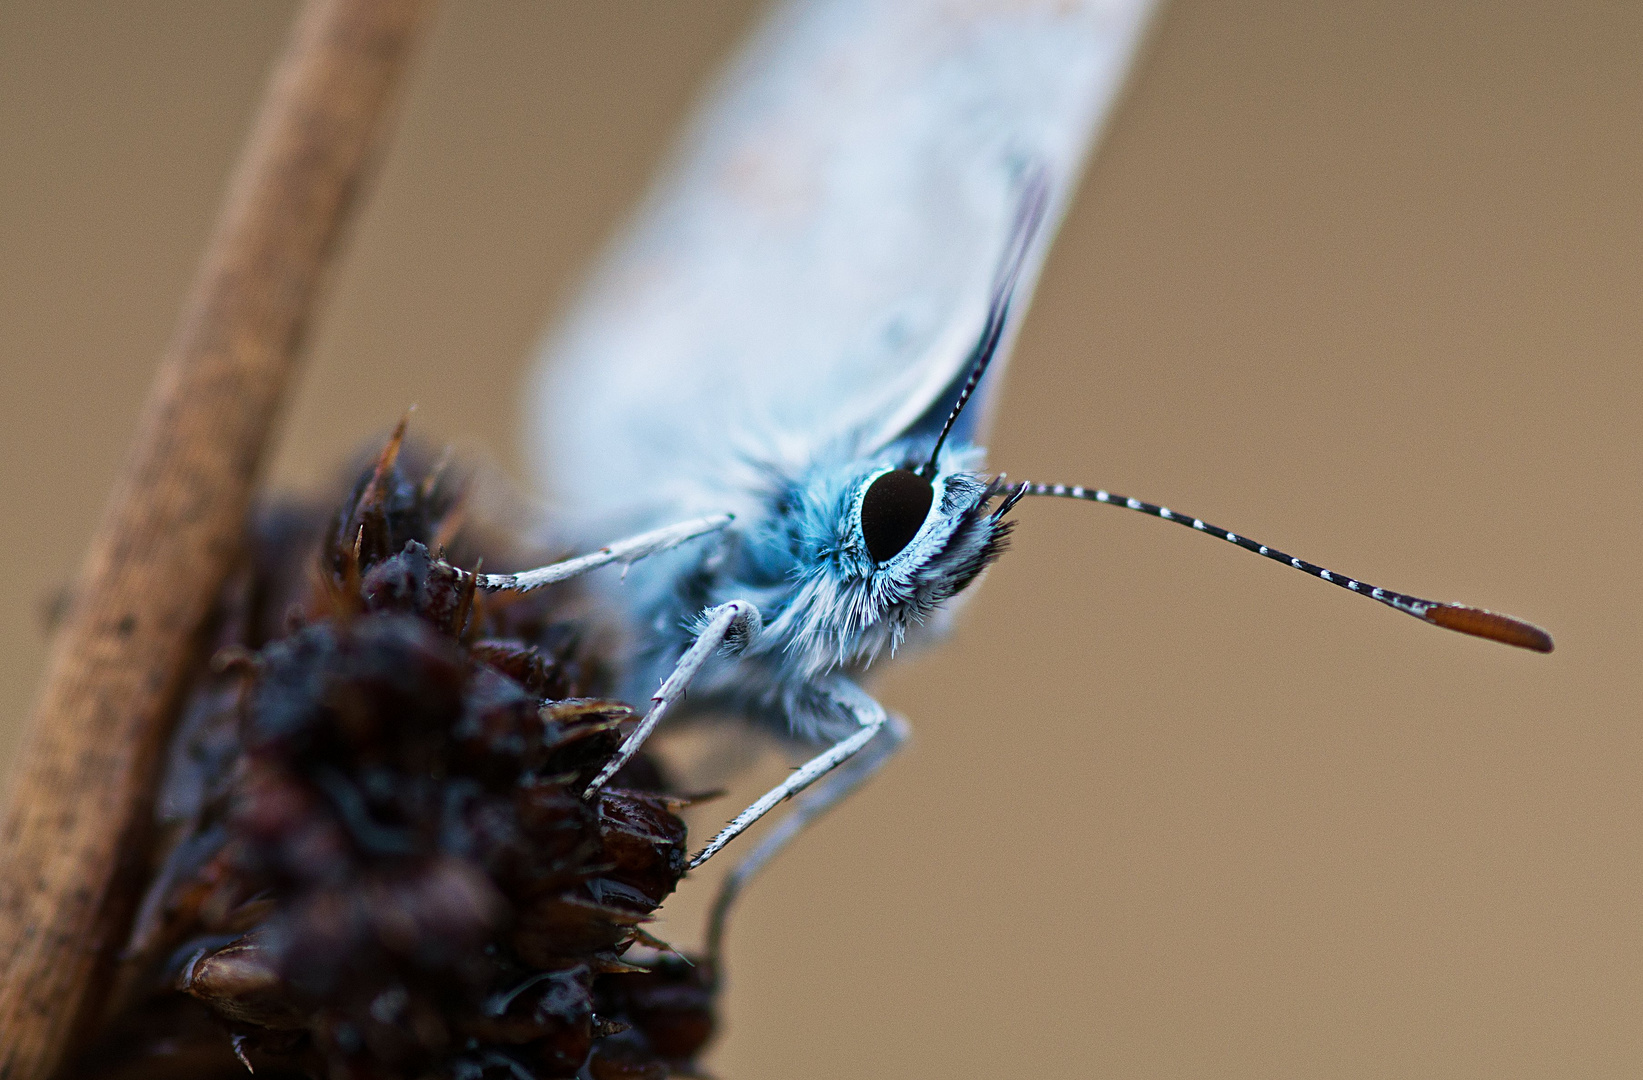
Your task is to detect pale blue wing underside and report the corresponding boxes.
[529,0,1159,525]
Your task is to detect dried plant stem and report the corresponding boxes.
[0,1,435,1075]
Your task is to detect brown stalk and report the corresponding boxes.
[0,1,436,1076]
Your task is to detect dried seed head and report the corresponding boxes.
[87,430,717,1080]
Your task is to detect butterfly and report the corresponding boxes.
[467,0,1551,960]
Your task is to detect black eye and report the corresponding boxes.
[860,469,934,563]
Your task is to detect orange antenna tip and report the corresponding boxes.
[1425,604,1554,653]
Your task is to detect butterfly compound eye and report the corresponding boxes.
[861,469,934,563]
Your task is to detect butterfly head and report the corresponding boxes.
[747,444,1016,678]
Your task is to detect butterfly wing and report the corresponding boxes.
[529,0,1159,523]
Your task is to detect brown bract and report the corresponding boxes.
[80,432,717,1080]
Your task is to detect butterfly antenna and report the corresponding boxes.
[1010,482,1553,652]
[918,170,1051,480]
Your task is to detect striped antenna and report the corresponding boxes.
[918,169,1051,479]
[1012,482,1553,652]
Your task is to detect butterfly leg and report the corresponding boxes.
[704,707,908,963]
[467,514,733,595]
[583,600,762,798]
[688,676,894,876]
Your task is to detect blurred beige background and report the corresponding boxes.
[2,2,1639,1076]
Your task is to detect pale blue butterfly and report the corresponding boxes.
[463,0,1550,959]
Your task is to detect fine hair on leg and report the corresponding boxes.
[461,514,733,595]
[584,600,762,797]
[705,711,909,962]
[688,677,890,871]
